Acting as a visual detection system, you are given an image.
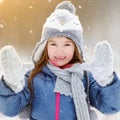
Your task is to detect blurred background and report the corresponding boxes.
[0,0,120,73]
[0,0,120,119]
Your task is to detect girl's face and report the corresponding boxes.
[47,37,75,67]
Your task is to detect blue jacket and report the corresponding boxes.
[0,65,120,120]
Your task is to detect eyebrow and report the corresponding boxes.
[48,39,73,44]
[48,40,55,42]
[65,40,73,43]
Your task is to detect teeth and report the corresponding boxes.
[55,56,65,59]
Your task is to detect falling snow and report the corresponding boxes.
[29,30,33,34]
[14,17,17,20]
[48,0,51,2]
[0,0,120,120]
[0,24,4,28]
[17,0,22,5]
[29,5,33,9]
[78,5,82,9]
[87,27,91,30]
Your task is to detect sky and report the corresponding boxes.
[0,0,120,119]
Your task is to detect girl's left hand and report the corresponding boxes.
[89,41,114,86]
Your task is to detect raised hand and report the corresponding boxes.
[86,41,114,86]
[0,45,33,93]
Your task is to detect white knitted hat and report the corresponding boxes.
[32,1,84,63]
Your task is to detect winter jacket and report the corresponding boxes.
[0,65,120,120]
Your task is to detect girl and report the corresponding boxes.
[0,1,120,120]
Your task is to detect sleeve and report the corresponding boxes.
[89,72,120,114]
[0,74,31,117]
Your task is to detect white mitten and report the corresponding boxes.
[0,45,34,93]
[90,41,114,86]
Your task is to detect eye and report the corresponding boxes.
[50,43,57,46]
[65,43,72,46]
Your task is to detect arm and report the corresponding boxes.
[89,72,120,114]
[0,74,31,117]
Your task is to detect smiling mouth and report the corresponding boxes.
[55,56,66,60]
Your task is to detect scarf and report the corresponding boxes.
[47,63,90,120]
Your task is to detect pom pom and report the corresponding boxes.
[55,1,76,14]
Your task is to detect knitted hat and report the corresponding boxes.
[32,1,84,63]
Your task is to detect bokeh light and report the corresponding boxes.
[0,1,120,120]
[0,0,4,4]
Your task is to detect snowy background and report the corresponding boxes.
[0,0,120,119]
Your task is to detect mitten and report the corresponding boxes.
[0,45,33,93]
[90,41,114,86]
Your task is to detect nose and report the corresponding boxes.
[55,46,64,54]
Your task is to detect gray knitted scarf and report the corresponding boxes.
[47,63,90,120]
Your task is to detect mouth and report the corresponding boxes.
[55,56,66,60]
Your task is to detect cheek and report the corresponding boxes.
[66,48,74,59]
[47,47,54,59]
[67,52,74,59]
